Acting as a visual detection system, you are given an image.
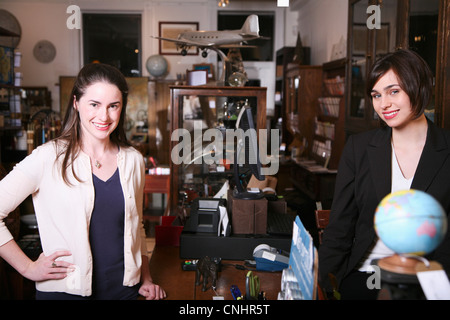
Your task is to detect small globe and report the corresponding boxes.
[228,72,248,87]
[374,189,447,256]
[146,54,168,78]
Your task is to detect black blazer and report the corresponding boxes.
[318,119,450,291]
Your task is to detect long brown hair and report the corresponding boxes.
[56,63,131,184]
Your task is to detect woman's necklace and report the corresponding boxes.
[94,159,102,169]
[85,144,111,170]
[92,152,106,169]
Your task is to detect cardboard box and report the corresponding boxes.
[228,190,267,234]
[247,175,277,194]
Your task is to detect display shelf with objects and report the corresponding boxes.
[168,85,267,214]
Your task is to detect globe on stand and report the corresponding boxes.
[374,189,447,274]
[146,54,168,78]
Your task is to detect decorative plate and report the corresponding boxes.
[33,40,56,63]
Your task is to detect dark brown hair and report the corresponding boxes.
[56,63,130,184]
[366,49,433,118]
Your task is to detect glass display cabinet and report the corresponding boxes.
[168,85,267,214]
[346,0,400,135]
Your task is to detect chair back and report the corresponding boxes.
[315,210,330,244]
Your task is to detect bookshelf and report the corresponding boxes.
[286,60,346,209]
[312,58,346,170]
[284,64,322,158]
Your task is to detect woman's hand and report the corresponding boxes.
[138,280,166,300]
[22,250,74,282]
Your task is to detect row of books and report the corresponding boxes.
[324,75,345,96]
[315,118,335,140]
[318,97,341,117]
[312,139,332,168]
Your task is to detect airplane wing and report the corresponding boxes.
[151,36,215,47]
[218,44,258,49]
[151,36,180,43]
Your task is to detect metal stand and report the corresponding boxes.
[210,48,229,85]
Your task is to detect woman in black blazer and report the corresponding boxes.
[318,49,450,299]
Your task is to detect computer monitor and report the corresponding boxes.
[232,104,265,200]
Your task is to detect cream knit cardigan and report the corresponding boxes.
[0,141,147,296]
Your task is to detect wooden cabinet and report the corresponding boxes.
[284,64,322,157]
[168,85,267,214]
[148,80,176,165]
[284,64,341,208]
[275,47,296,144]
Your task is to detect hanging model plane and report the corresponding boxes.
[153,14,262,58]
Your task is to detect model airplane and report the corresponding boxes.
[153,15,262,58]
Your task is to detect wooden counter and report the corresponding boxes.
[148,245,282,300]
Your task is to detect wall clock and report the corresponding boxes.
[33,40,56,63]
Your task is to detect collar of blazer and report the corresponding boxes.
[367,118,450,204]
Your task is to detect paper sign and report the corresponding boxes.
[417,270,450,300]
[288,216,315,300]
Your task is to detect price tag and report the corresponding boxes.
[416,261,450,300]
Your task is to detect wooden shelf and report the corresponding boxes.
[313,59,347,170]
[284,64,323,158]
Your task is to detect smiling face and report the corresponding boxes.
[370,69,414,129]
[74,81,123,144]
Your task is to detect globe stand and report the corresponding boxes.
[375,254,431,300]
[378,254,427,275]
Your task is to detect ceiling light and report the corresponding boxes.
[218,0,229,7]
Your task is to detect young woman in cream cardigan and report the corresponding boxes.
[0,63,165,300]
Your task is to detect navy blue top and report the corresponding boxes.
[89,168,139,300]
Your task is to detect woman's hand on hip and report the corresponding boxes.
[23,250,74,282]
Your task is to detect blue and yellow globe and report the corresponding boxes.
[374,189,447,256]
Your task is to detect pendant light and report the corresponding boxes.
[218,0,229,7]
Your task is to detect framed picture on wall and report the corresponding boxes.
[158,21,199,55]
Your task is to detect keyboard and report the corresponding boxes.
[267,211,295,236]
